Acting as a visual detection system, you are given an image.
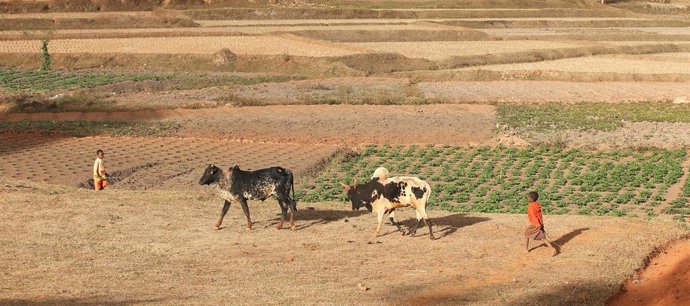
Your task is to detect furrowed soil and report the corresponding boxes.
[0,178,687,305]
[0,134,339,189]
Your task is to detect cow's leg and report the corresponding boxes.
[287,198,297,230]
[418,206,435,240]
[409,210,423,237]
[238,198,253,230]
[275,198,288,230]
[373,209,385,238]
[388,210,404,234]
[215,200,231,230]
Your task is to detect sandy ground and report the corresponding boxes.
[1,178,687,305]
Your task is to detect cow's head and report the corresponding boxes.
[199,164,222,186]
[341,178,372,212]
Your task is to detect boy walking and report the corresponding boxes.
[93,149,109,191]
[524,191,558,256]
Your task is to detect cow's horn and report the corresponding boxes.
[352,178,357,187]
[340,181,350,190]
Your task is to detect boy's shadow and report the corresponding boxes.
[531,228,590,251]
[553,227,590,247]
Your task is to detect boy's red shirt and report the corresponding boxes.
[527,201,543,227]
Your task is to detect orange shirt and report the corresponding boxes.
[527,202,543,226]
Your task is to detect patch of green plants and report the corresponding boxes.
[497,102,690,132]
[299,145,689,217]
[0,68,170,92]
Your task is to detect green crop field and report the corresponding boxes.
[0,68,168,92]
[299,145,690,220]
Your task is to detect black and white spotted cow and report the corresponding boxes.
[198,164,297,230]
[341,170,434,239]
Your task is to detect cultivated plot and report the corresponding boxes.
[0,134,338,189]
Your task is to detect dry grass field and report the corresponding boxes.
[2,0,690,305]
[1,178,687,305]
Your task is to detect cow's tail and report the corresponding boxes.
[287,168,297,208]
[423,181,432,209]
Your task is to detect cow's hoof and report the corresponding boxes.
[274,226,282,230]
[401,230,409,236]
[290,226,296,231]
[214,226,221,230]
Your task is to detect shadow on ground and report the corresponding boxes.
[394,213,491,240]
[269,207,369,230]
[554,227,590,248]
[0,297,172,306]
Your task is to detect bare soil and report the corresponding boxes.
[1,178,687,305]
[607,238,690,306]
[0,104,497,146]
[0,133,339,189]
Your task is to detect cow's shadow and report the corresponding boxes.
[268,207,368,230]
[395,213,491,240]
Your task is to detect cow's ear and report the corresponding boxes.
[340,182,350,190]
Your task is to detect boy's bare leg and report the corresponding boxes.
[524,237,530,253]
[543,239,559,256]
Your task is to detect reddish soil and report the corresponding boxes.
[0,104,498,146]
[607,239,690,306]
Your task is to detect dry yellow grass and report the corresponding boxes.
[0,36,363,56]
[1,177,687,305]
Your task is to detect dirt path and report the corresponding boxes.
[607,238,690,306]
[1,179,686,305]
[0,104,497,146]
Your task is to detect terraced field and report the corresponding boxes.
[459,53,690,74]
[2,1,690,305]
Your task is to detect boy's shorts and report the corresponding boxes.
[94,178,108,191]
[524,224,545,240]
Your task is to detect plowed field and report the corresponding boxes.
[0,134,338,189]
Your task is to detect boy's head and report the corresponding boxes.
[528,191,539,202]
[96,149,104,159]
